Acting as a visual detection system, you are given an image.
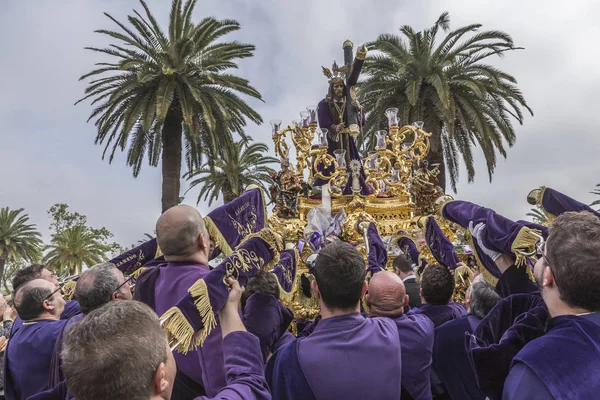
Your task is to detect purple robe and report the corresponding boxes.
[196,331,271,400]
[242,293,293,362]
[433,314,485,400]
[391,313,435,400]
[504,312,600,400]
[266,313,402,400]
[48,313,85,389]
[410,301,467,328]
[153,262,226,397]
[4,319,67,400]
[27,380,70,400]
[12,300,79,334]
[495,264,538,298]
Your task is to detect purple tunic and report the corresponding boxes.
[196,331,271,400]
[410,301,467,328]
[391,313,435,400]
[4,319,67,400]
[503,312,600,400]
[297,313,402,399]
[154,262,226,397]
[48,312,85,389]
[433,314,485,400]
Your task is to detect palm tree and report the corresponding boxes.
[185,141,277,205]
[359,12,532,192]
[0,207,43,284]
[77,0,263,212]
[42,225,110,275]
[590,184,600,210]
[526,207,548,224]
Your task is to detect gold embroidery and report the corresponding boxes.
[224,249,264,282]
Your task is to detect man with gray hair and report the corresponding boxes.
[432,275,501,399]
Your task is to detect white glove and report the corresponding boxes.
[468,221,502,261]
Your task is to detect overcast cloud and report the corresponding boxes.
[1,0,599,246]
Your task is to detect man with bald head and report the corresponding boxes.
[136,205,222,399]
[367,271,435,400]
[4,279,66,399]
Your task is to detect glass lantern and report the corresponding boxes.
[316,128,328,147]
[306,105,317,125]
[300,111,310,128]
[334,149,346,168]
[367,151,379,169]
[269,119,282,137]
[385,108,399,127]
[375,130,388,150]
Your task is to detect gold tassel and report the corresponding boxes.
[62,280,77,300]
[187,279,217,348]
[204,216,233,257]
[511,227,541,267]
[155,245,163,258]
[129,267,146,280]
[275,275,296,304]
[160,307,195,354]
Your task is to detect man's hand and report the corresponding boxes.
[335,123,345,133]
[224,277,244,310]
[0,336,8,352]
[468,221,502,261]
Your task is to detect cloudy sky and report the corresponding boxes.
[1,0,599,247]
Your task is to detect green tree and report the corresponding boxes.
[590,184,600,210]
[185,141,277,205]
[77,0,263,212]
[359,12,532,191]
[42,225,110,276]
[2,259,26,293]
[0,207,43,286]
[526,206,548,224]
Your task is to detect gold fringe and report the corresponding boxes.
[204,216,233,257]
[511,227,541,267]
[275,274,296,304]
[187,279,218,349]
[129,267,146,280]
[361,294,370,314]
[160,307,195,354]
[155,245,163,258]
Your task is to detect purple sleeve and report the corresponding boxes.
[317,100,333,130]
[61,301,80,320]
[502,362,553,400]
[197,331,271,400]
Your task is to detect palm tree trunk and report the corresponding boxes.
[222,180,237,204]
[426,122,446,193]
[161,106,183,213]
[0,255,5,291]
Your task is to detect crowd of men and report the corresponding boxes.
[1,201,600,399]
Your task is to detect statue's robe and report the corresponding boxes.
[4,319,66,400]
[11,300,79,334]
[266,313,402,400]
[389,313,435,400]
[410,301,467,328]
[433,314,486,400]
[503,312,600,400]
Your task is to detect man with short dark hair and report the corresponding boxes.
[433,276,501,400]
[4,279,66,399]
[136,205,224,398]
[266,241,402,399]
[62,279,270,400]
[393,254,421,308]
[11,264,79,333]
[410,263,466,327]
[503,212,600,399]
[367,271,434,400]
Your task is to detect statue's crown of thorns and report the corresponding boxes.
[322,61,347,84]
